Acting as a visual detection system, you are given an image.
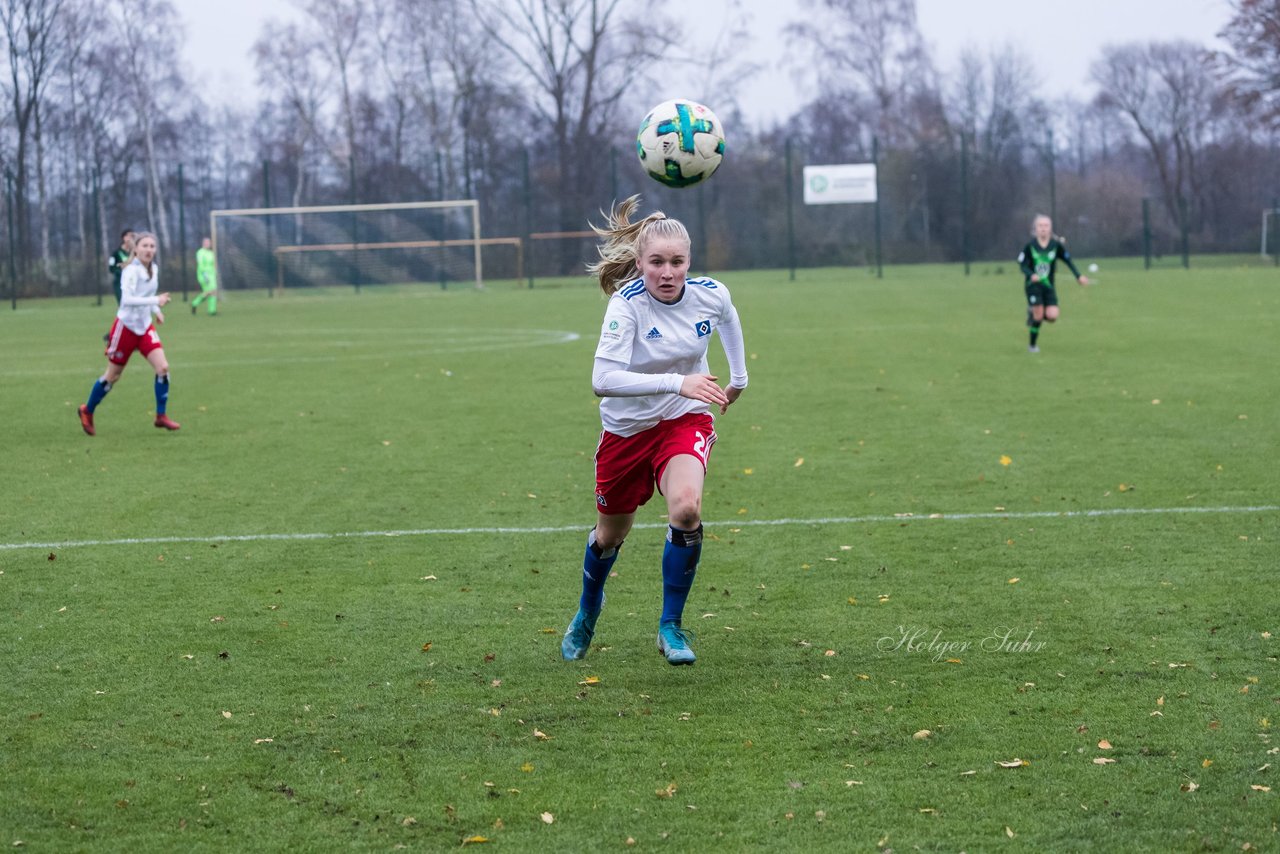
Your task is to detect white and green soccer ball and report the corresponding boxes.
[1088,263,1099,273]
[636,99,726,188]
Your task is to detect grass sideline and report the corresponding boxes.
[2,257,1278,850]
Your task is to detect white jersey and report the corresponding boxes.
[593,276,748,437]
[117,258,163,334]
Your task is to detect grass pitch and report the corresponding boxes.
[2,257,1278,850]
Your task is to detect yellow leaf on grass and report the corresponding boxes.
[533,729,551,741]
[540,812,554,824]
[656,783,677,799]
[421,642,433,652]
[1181,781,1199,793]
[824,649,837,657]
[520,763,534,773]
[578,676,601,687]
[913,730,932,740]
[1202,759,1213,768]
[1008,577,1020,584]
[794,457,804,467]
[996,759,1028,768]
[847,597,858,605]
[743,468,754,475]
[1092,757,1115,765]
[462,835,489,844]
[999,455,1012,466]
[1098,740,1113,750]
[1250,785,1271,792]
[1006,827,1015,838]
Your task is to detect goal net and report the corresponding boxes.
[210,200,483,292]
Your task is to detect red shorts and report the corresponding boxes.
[105,320,163,365]
[594,412,717,515]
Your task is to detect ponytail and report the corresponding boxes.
[587,195,690,295]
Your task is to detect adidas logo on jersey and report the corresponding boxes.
[644,326,663,340]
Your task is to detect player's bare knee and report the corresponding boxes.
[594,527,626,550]
[668,495,702,530]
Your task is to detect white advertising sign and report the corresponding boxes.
[803,163,878,205]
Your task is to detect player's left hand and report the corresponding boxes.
[1078,275,1089,286]
[720,385,743,414]
[154,309,165,325]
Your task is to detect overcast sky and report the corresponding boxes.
[179,0,1232,124]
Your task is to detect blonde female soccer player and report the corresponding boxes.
[1018,214,1089,352]
[561,196,748,666]
[78,232,181,434]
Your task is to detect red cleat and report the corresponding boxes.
[78,404,95,436]
[154,414,181,431]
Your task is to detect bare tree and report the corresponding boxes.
[2,0,66,275]
[1091,41,1220,231]
[108,0,186,248]
[787,0,935,146]
[947,45,1044,255]
[1217,0,1280,129]
[254,20,329,208]
[299,0,366,194]
[471,0,662,230]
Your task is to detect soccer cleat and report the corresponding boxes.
[657,622,696,665]
[191,304,196,315]
[154,414,181,431]
[1028,345,1040,354]
[78,404,95,436]
[561,608,600,660]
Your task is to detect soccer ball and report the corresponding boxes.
[1088,263,1099,273]
[636,100,726,188]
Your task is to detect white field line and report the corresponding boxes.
[0,329,581,378]
[3,504,1276,552]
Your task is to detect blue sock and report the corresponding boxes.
[154,373,169,415]
[86,378,112,413]
[660,524,702,626]
[579,529,619,614]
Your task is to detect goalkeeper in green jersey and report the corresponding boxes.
[1017,215,1088,352]
[192,236,218,316]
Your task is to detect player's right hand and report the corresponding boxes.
[679,374,730,407]
[1030,274,1041,283]
[157,292,171,306]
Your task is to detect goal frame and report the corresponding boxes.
[1263,208,1279,259]
[210,199,483,292]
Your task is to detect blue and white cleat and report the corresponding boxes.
[561,608,600,660]
[657,622,696,666]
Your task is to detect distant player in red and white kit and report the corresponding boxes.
[561,195,748,666]
[78,231,181,435]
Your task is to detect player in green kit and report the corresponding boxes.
[192,237,218,316]
[1017,215,1088,352]
[108,229,134,305]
